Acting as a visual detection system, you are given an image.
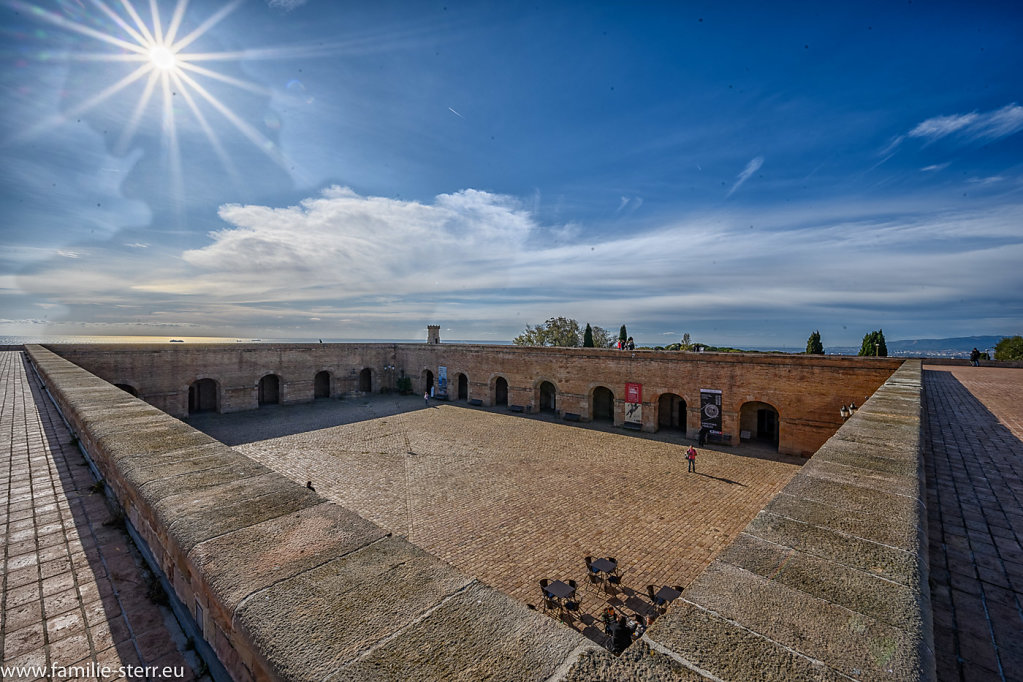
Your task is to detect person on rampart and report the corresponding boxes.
[686,445,697,473]
[970,348,981,367]
[626,337,635,350]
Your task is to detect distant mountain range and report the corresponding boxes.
[826,335,1008,357]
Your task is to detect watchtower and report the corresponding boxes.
[427,325,441,344]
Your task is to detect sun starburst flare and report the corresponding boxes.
[6,0,306,197]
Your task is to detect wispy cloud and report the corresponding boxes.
[267,0,307,11]
[727,156,763,197]
[921,163,950,172]
[908,104,1023,143]
[448,107,465,119]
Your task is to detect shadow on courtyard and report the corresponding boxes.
[186,393,802,467]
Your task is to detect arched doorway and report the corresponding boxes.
[456,373,468,401]
[592,386,614,422]
[658,393,686,432]
[188,379,217,414]
[359,368,372,393]
[538,381,557,414]
[494,376,508,406]
[740,401,780,448]
[258,374,280,406]
[314,371,331,399]
[423,370,435,396]
[114,383,138,397]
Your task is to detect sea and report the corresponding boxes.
[0,335,512,345]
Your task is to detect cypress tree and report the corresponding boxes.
[619,325,628,343]
[806,330,824,355]
[583,323,594,347]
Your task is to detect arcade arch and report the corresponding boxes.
[358,368,373,393]
[591,386,615,422]
[258,374,280,405]
[493,376,508,406]
[188,378,218,414]
[740,401,780,449]
[456,373,469,401]
[314,371,331,399]
[537,380,557,414]
[657,393,686,432]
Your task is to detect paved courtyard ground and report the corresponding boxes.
[923,366,1023,682]
[1,351,205,681]
[188,396,804,644]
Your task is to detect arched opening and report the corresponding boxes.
[423,370,435,396]
[456,373,468,401]
[657,393,686,432]
[314,371,331,399]
[494,376,508,406]
[114,383,138,397]
[188,378,217,414]
[258,374,280,406]
[359,368,372,393]
[592,386,614,422]
[538,381,557,414]
[740,401,780,449]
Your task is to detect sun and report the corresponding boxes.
[148,45,178,72]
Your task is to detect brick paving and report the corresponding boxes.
[1,352,205,682]
[190,396,803,647]
[923,366,1023,682]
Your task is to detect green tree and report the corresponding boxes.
[994,335,1023,361]
[806,330,824,355]
[858,329,888,357]
[680,332,693,351]
[583,323,594,347]
[513,317,582,347]
[619,325,628,344]
[591,325,612,348]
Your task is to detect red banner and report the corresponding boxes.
[625,382,642,403]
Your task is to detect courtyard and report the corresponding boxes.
[188,395,803,644]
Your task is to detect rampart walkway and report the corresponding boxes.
[0,352,202,681]
[923,366,1023,681]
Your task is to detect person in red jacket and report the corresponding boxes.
[686,445,697,473]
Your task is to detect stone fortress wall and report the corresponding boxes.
[49,343,902,457]
[26,344,933,680]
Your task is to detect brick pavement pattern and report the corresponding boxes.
[1,352,204,682]
[192,396,804,644]
[924,366,1023,682]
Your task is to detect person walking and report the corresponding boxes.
[970,348,981,367]
[424,390,430,406]
[686,445,697,473]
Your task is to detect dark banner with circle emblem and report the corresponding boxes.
[700,389,722,433]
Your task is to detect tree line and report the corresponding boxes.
[512,319,1023,361]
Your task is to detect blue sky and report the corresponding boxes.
[1,0,1021,346]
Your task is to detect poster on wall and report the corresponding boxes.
[625,382,642,426]
[700,388,722,433]
[437,366,448,398]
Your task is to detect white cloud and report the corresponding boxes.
[727,156,763,197]
[921,163,950,172]
[908,104,1023,142]
[14,185,1023,343]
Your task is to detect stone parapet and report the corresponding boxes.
[573,359,933,680]
[26,345,594,681]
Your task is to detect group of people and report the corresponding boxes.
[970,347,982,367]
[615,337,636,350]
[602,607,646,654]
